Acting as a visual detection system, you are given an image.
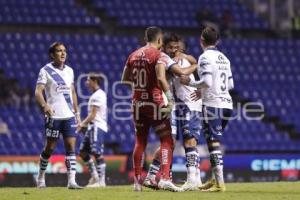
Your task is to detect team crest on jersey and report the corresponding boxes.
[216,54,228,64]
[218,55,225,61]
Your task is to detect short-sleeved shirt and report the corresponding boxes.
[36,62,75,119]
[172,58,202,112]
[198,48,233,109]
[125,45,175,106]
[88,89,107,132]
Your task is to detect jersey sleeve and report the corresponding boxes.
[36,68,47,85]
[198,55,213,76]
[228,62,234,89]
[90,93,106,108]
[157,52,176,70]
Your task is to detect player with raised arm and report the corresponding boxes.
[143,33,203,191]
[35,42,83,189]
[77,73,107,188]
[180,27,234,192]
[121,27,196,192]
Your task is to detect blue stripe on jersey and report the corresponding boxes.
[44,66,73,113]
[201,72,213,76]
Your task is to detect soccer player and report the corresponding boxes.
[180,26,234,192]
[121,26,196,192]
[143,33,203,191]
[77,73,107,188]
[35,42,83,189]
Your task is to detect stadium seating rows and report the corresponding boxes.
[91,0,268,29]
[0,0,101,26]
[0,32,299,155]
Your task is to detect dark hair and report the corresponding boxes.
[178,38,188,52]
[145,26,162,42]
[89,72,102,85]
[163,32,181,46]
[201,27,219,45]
[48,42,65,56]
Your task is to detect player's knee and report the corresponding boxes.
[207,138,221,152]
[184,138,197,148]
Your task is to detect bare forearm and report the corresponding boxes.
[81,113,96,126]
[189,75,212,88]
[171,64,197,76]
[35,89,47,107]
[72,89,79,113]
[184,55,197,65]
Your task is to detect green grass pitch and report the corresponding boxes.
[0,182,299,200]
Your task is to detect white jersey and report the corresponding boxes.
[173,58,202,112]
[88,89,108,132]
[198,48,233,109]
[36,63,75,119]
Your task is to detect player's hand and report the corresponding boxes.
[43,104,54,117]
[180,75,191,85]
[190,89,202,101]
[76,123,87,134]
[160,102,174,119]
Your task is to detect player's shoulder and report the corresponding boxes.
[64,64,74,72]
[159,51,169,57]
[218,51,230,63]
[198,51,211,63]
[40,62,52,70]
[93,89,107,98]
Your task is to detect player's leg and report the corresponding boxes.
[62,117,83,189]
[132,122,149,191]
[144,109,178,188]
[79,128,98,187]
[154,119,182,192]
[181,110,202,191]
[201,106,227,192]
[92,128,106,187]
[143,148,160,189]
[36,117,59,188]
[37,137,57,188]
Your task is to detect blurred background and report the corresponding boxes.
[0,0,300,187]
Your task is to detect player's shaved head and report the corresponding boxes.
[145,26,162,42]
[201,26,219,46]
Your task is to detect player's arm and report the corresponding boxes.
[155,63,174,118]
[76,106,97,133]
[71,84,81,123]
[228,66,234,90]
[180,55,212,88]
[170,63,197,76]
[184,54,197,65]
[121,65,131,83]
[175,52,197,65]
[228,76,234,90]
[186,74,212,88]
[35,84,54,116]
[121,57,133,86]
